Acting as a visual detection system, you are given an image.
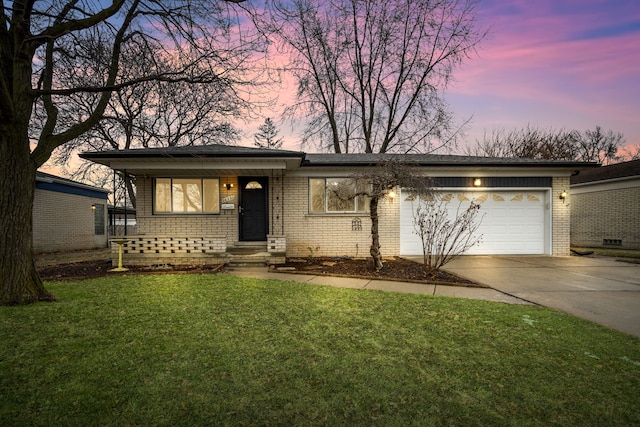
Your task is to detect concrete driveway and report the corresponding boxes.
[442,256,640,338]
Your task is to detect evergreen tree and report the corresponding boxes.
[254,118,284,149]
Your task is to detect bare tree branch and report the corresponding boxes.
[260,0,485,153]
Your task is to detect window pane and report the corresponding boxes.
[173,179,202,212]
[94,204,105,235]
[309,179,326,213]
[327,178,355,212]
[155,178,171,212]
[203,179,220,213]
[356,179,370,212]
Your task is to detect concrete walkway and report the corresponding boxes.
[225,266,531,305]
[441,256,640,338]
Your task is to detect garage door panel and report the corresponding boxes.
[400,190,547,255]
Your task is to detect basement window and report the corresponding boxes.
[603,239,622,246]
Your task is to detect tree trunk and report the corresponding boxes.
[369,196,384,271]
[0,126,55,305]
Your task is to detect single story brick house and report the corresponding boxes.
[80,145,593,265]
[34,171,109,253]
[570,159,640,249]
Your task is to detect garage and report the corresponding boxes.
[400,190,548,255]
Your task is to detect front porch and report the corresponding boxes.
[111,235,286,267]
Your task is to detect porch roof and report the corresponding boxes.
[80,145,306,176]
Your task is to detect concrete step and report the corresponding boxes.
[227,242,268,255]
[226,252,284,267]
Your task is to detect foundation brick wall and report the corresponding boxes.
[33,189,108,253]
[571,186,640,249]
[552,176,571,256]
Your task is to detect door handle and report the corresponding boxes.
[238,206,243,214]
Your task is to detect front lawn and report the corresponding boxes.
[1,274,639,426]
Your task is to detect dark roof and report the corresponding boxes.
[571,159,640,185]
[303,153,595,168]
[36,171,109,193]
[80,144,305,160]
[80,144,598,169]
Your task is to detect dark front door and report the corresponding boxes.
[239,177,268,241]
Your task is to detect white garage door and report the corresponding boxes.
[400,190,548,255]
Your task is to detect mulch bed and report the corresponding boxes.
[271,257,480,286]
[37,260,225,282]
[37,256,478,287]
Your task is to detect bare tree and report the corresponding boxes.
[575,126,625,165]
[261,0,485,153]
[332,159,432,270]
[254,118,284,149]
[466,125,625,164]
[617,144,640,162]
[465,126,579,160]
[412,195,483,278]
[51,49,244,208]
[1,0,262,305]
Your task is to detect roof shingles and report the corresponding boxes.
[571,159,640,185]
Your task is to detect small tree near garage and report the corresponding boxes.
[331,159,432,271]
[412,195,483,278]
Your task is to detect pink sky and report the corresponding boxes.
[43,0,640,177]
[265,0,639,153]
[444,0,640,152]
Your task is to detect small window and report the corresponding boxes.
[93,204,105,235]
[154,178,220,214]
[309,178,370,213]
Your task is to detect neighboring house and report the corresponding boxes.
[570,159,640,250]
[34,171,110,253]
[80,145,593,265]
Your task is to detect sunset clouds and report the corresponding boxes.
[448,0,640,149]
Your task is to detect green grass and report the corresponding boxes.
[1,274,639,426]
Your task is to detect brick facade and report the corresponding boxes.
[282,176,399,258]
[551,176,571,256]
[130,173,573,260]
[570,182,640,249]
[33,188,108,253]
[135,176,239,247]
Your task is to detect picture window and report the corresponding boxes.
[154,178,220,214]
[309,178,370,213]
